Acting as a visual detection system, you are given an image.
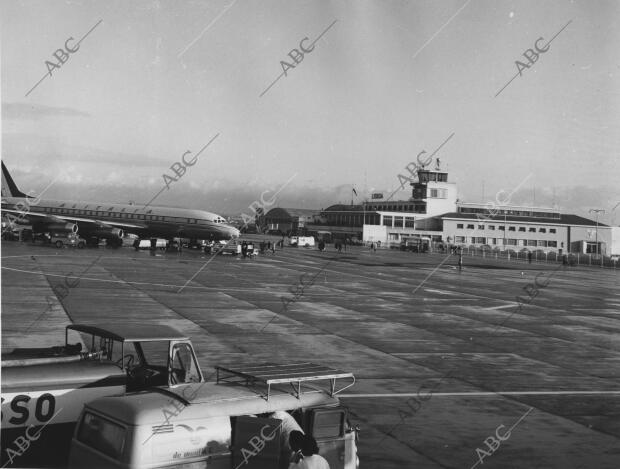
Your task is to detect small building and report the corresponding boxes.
[263,208,319,235]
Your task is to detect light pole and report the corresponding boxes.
[589,209,605,261]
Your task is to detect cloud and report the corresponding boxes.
[2,102,91,120]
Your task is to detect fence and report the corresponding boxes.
[444,247,617,269]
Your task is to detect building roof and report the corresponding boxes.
[265,208,318,219]
[323,204,365,212]
[440,212,608,227]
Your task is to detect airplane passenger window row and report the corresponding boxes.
[37,207,208,224]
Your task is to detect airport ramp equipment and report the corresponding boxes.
[215,362,355,401]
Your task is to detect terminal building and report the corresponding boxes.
[265,161,618,255]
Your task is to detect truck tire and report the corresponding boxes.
[77,241,86,249]
[55,240,63,248]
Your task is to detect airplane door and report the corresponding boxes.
[232,416,281,469]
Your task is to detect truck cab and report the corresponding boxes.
[1,324,203,467]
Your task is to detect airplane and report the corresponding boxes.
[1,161,240,249]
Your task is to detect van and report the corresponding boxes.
[68,363,359,469]
[289,236,315,248]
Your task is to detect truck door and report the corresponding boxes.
[308,408,346,469]
[232,416,281,469]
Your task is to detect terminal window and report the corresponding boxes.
[457,224,464,229]
[498,226,505,231]
[539,228,546,233]
[529,227,536,232]
[508,226,516,231]
[550,228,556,234]
[478,225,484,230]
[489,225,495,230]
[467,224,474,229]
[519,227,526,232]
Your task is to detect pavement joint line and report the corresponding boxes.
[339,391,620,397]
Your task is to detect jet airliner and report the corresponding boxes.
[1,162,240,248]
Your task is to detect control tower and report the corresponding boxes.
[410,158,457,216]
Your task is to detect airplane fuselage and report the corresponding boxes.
[1,197,240,241]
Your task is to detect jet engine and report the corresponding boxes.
[90,227,123,239]
[46,223,79,233]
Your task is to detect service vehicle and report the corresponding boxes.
[216,240,242,256]
[68,363,359,469]
[51,232,87,248]
[400,236,429,252]
[29,231,87,248]
[1,324,204,467]
[135,238,168,250]
[289,236,315,248]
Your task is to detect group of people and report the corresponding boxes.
[258,240,276,255]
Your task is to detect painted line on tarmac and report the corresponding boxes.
[1,266,209,290]
[484,304,515,310]
[424,288,460,295]
[340,391,620,398]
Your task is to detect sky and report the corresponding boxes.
[1,0,619,224]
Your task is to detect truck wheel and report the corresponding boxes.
[77,241,85,249]
[55,240,63,248]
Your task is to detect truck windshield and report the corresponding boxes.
[77,412,126,460]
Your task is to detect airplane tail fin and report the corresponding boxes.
[1,161,30,198]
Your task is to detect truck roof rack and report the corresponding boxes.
[215,362,355,401]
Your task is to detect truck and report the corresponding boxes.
[1,325,359,468]
[1,324,204,467]
[30,231,87,248]
[68,364,359,469]
[289,236,315,248]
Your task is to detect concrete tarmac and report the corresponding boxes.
[2,240,619,468]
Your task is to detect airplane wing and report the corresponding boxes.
[1,208,147,230]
